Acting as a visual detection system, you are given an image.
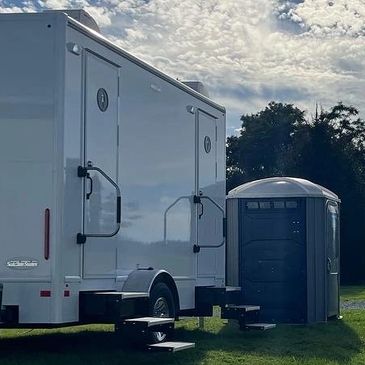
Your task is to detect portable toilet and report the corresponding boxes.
[226,177,340,324]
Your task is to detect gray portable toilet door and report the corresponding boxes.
[326,202,340,318]
[81,51,120,279]
[196,110,221,277]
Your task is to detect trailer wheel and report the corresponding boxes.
[149,282,175,343]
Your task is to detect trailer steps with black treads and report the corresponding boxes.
[79,291,150,323]
[225,286,242,292]
[221,304,260,321]
[225,304,261,312]
[146,341,195,353]
[122,317,175,331]
[244,323,276,331]
[195,286,242,306]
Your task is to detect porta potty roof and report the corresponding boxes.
[227,177,340,201]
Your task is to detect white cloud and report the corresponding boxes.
[0,0,364,133]
[284,0,365,37]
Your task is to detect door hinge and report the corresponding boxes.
[77,233,87,244]
[77,166,87,178]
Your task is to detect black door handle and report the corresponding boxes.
[327,257,332,273]
[86,173,93,200]
[117,196,121,224]
[198,201,204,219]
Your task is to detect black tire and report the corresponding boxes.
[148,282,176,344]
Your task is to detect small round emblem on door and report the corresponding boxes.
[204,136,211,153]
[97,88,109,112]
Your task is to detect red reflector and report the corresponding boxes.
[44,209,50,260]
[40,290,51,297]
[64,290,70,297]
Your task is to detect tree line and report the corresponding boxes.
[227,102,365,283]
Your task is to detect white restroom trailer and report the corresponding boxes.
[0,10,228,333]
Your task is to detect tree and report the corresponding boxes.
[293,103,365,283]
[227,102,365,283]
[227,102,307,191]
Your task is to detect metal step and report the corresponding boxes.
[221,304,261,321]
[225,304,260,312]
[196,286,242,307]
[244,323,276,331]
[122,317,175,331]
[146,341,195,353]
[79,291,150,323]
[225,286,242,292]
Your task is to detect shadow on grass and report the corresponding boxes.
[0,318,361,365]
[211,318,362,363]
[0,326,204,365]
[341,285,365,301]
[173,317,362,364]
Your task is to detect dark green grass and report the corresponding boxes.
[1,288,365,365]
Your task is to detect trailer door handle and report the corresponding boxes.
[198,201,204,219]
[86,173,93,200]
[327,257,332,273]
[117,196,121,224]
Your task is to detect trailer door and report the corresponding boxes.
[196,110,223,277]
[81,51,120,278]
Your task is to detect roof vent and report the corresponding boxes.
[182,81,210,98]
[44,9,100,33]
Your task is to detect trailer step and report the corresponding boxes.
[225,304,260,312]
[122,317,175,331]
[225,286,242,292]
[79,291,150,323]
[221,304,261,321]
[146,341,195,353]
[244,323,276,331]
[196,286,242,307]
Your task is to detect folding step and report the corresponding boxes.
[122,317,175,331]
[196,286,242,307]
[146,341,195,353]
[225,287,242,292]
[221,304,260,320]
[79,291,149,323]
[225,304,260,312]
[244,323,276,331]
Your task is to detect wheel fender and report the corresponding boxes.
[122,269,180,312]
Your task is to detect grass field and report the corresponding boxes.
[0,287,365,365]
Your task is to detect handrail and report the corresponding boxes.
[77,165,121,244]
[163,194,225,249]
[198,195,225,249]
[163,196,191,244]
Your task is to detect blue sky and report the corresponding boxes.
[1,0,364,135]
